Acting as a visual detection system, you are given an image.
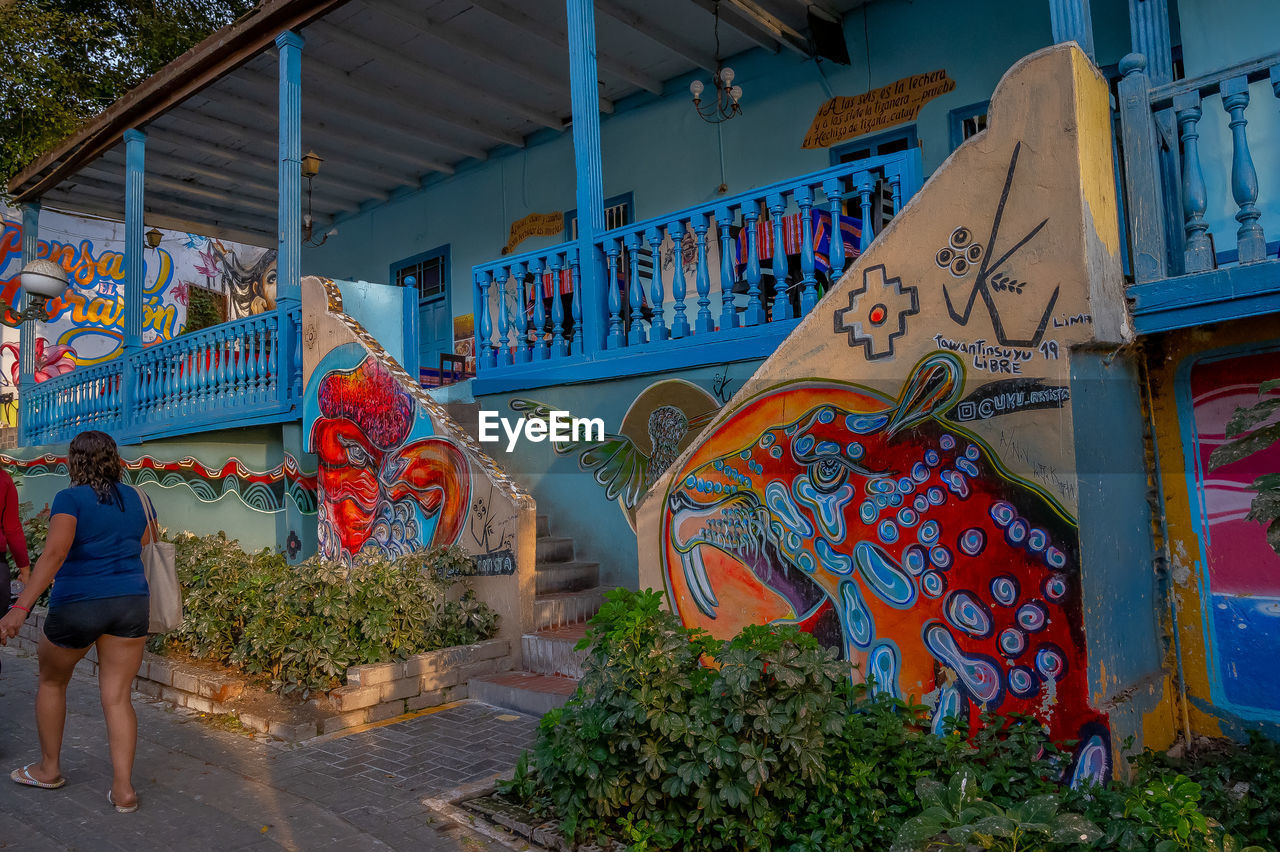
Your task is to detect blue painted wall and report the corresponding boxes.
[332,278,420,378]
[303,0,1129,335]
[473,360,760,587]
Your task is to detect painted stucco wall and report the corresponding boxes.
[300,276,536,653]
[331,278,420,380]
[1147,315,1280,741]
[302,0,1108,341]
[632,44,1173,779]
[473,359,762,588]
[0,424,316,556]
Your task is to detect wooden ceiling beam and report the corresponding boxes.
[595,0,717,73]
[469,0,665,95]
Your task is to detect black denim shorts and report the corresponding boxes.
[43,595,150,649]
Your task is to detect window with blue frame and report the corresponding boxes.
[949,100,990,150]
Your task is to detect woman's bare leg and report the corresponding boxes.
[95,634,145,807]
[33,637,90,784]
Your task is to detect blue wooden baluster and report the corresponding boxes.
[645,227,668,341]
[256,319,269,395]
[668,221,691,338]
[216,330,229,401]
[624,233,646,344]
[890,173,902,215]
[1173,91,1213,272]
[477,270,495,369]
[529,257,548,359]
[767,193,791,321]
[822,179,847,283]
[512,261,530,362]
[692,214,714,333]
[200,336,214,406]
[235,327,250,399]
[267,320,279,393]
[714,206,737,331]
[1220,76,1265,263]
[548,252,567,357]
[858,179,875,252]
[605,240,624,348]
[742,205,765,326]
[796,186,818,315]
[569,247,584,355]
[496,267,512,366]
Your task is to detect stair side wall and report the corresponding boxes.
[301,276,536,652]
[636,44,1174,776]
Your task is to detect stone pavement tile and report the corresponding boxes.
[1,648,532,851]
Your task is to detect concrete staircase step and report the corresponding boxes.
[536,514,550,537]
[534,587,606,630]
[470,671,579,716]
[522,623,590,679]
[535,536,575,564]
[534,561,599,595]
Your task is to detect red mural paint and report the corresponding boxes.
[311,355,469,560]
[661,352,1109,783]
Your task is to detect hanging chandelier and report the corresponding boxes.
[689,2,743,124]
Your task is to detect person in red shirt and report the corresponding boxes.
[0,468,30,611]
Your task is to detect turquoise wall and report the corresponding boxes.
[473,360,762,587]
[304,0,1097,336]
[332,278,419,377]
[2,424,316,556]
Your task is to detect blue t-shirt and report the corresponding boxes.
[49,484,152,606]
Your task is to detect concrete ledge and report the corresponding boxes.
[12,612,514,743]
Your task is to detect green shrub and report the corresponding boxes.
[499,588,1280,852]
[6,501,50,607]
[159,532,498,695]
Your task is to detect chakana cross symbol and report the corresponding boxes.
[833,264,920,361]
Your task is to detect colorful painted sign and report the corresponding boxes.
[802,70,956,149]
[501,211,563,256]
[0,206,270,369]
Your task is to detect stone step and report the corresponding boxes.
[536,514,550,537]
[470,672,579,716]
[535,536,575,564]
[534,561,599,595]
[534,587,606,630]
[522,624,590,679]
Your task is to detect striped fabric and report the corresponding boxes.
[734,210,862,274]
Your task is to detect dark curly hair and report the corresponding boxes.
[68,430,124,506]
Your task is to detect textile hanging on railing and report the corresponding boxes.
[733,210,862,276]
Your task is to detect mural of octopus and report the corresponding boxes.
[660,352,1110,784]
[309,350,470,562]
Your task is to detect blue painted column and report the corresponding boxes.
[17,201,39,444]
[1128,0,1172,85]
[1049,0,1095,61]
[566,0,606,356]
[124,130,146,353]
[276,30,304,310]
[123,129,146,433]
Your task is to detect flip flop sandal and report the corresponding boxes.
[10,764,65,790]
[108,791,139,813]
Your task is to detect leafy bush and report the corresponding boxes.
[499,588,1280,852]
[6,501,50,607]
[158,533,498,695]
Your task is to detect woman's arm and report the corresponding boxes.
[0,475,30,581]
[0,513,75,642]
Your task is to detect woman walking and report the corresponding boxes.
[0,430,157,813]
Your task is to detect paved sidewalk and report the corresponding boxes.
[0,647,539,851]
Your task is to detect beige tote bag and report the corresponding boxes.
[132,486,182,633]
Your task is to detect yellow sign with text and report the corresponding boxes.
[502,212,564,256]
[802,70,956,149]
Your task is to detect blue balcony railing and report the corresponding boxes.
[20,306,302,447]
[1118,50,1280,332]
[472,150,923,392]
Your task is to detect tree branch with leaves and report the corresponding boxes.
[1209,377,1280,555]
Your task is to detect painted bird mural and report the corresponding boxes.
[509,379,721,529]
[660,352,1109,784]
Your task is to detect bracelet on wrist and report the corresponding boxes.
[9,603,30,616]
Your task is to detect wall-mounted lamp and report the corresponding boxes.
[301,151,323,179]
[1,259,70,328]
[145,227,163,249]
